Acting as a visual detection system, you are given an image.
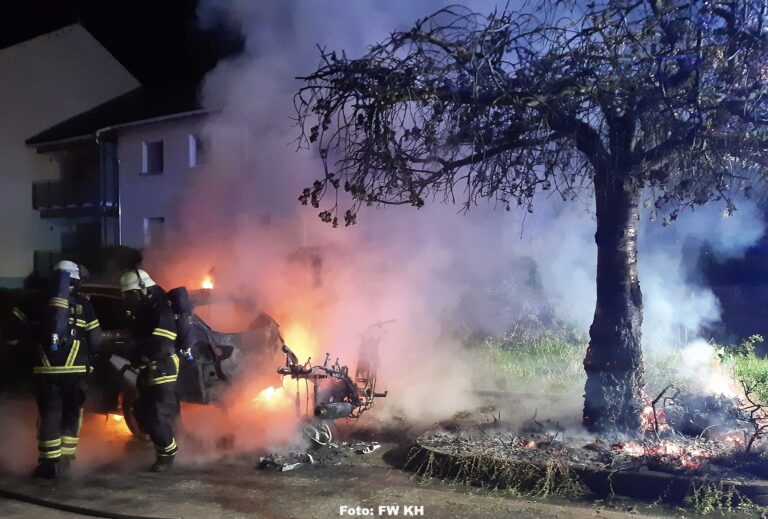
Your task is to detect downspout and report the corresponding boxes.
[95,130,121,245]
[93,109,210,246]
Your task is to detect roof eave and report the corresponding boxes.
[94,108,209,138]
[26,134,95,152]
[27,108,213,151]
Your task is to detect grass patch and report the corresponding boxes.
[468,333,584,393]
[467,322,768,426]
[466,330,708,395]
[730,356,768,402]
[723,336,768,402]
[464,324,708,395]
[684,481,757,516]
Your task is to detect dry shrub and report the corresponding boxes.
[404,446,588,498]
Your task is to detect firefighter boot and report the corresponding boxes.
[150,456,174,473]
[60,455,73,471]
[33,459,63,480]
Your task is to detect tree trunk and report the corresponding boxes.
[583,173,645,433]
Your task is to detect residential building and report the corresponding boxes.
[0,24,139,286]
[26,84,208,267]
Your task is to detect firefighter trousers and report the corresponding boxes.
[135,380,180,459]
[33,375,86,463]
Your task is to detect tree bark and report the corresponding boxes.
[583,172,645,433]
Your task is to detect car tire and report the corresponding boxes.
[120,387,150,441]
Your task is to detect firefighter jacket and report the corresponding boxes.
[33,293,102,375]
[129,289,179,386]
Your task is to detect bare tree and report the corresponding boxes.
[294,1,768,432]
[732,381,768,454]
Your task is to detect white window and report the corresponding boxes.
[188,133,208,168]
[143,217,165,248]
[142,140,164,174]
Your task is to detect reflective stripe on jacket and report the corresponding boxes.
[33,294,102,375]
[33,340,88,374]
[139,354,180,386]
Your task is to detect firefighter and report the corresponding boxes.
[32,261,102,479]
[120,269,180,472]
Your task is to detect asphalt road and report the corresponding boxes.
[0,443,683,519]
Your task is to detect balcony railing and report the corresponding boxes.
[32,180,101,209]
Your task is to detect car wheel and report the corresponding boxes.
[120,388,150,441]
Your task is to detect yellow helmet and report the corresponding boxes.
[120,269,157,292]
[53,260,80,280]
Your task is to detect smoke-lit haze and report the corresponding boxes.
[0,0,764,475]
[140,0,766,436]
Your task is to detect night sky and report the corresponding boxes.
[1,0,243,86]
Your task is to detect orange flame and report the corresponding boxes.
[251,385,289,409]
[281,321,320,365]
[681,458,701,469]
[103,413,132,435]
[640,403,669,433]
[201,274,214,290]
[244,321,321,416]
[614,440,713,470]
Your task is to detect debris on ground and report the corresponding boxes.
[351,441,380,454]
[257,440,383,471]
[258,451,315,471]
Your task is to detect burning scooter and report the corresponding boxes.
[277,322,390,444]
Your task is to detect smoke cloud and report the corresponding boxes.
[1,2,764,475]
[141,0,764,453]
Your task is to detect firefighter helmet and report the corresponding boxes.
[120,269,156,292]
[53,260,80,280]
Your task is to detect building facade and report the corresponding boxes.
[25,82,210,277]
[113,113,209,249]
[0,24,139,286]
